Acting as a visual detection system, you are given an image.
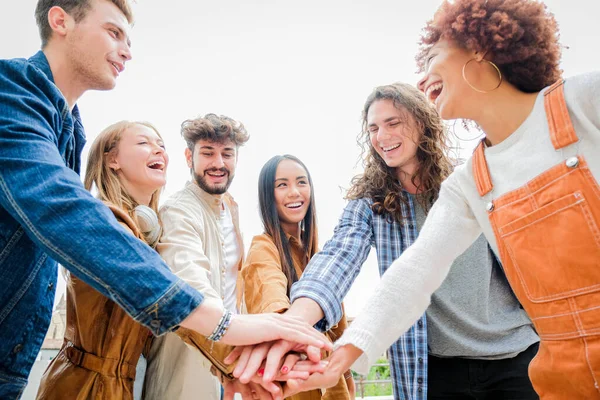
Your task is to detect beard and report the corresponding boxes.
[193,167,234,195]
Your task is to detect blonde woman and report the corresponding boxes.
[37,121,168,399]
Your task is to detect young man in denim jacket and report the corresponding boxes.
[0,1,328,398]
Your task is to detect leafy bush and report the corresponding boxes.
[352,357,393,397]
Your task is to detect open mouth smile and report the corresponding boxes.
[381,143,401,152]
[147,161,165,171]
[425,81,443,103]
[285,201,304,209]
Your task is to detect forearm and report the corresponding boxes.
[290,200,373,329]
[0,73,202,335]
[286,297,325,326]
[334,182,481,373]
[1,180,203,333]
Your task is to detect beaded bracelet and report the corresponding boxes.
[207,309,233,342]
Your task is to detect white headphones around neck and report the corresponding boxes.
[133,205,162,247]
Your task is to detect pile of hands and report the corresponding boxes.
[219,315,362,400]
[182,300,363,399]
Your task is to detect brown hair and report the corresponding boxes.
[84,121,162,218]
[181,113,250,151]
[346,83,453,222]
[35,0,134,48]
[416,0,562,93]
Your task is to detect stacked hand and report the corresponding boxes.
[181,300,362,399]
[222,340,362,400]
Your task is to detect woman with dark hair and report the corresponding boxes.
[282,0,600,398]
[242,155,353,400]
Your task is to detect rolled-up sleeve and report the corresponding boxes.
[290,199,374,330]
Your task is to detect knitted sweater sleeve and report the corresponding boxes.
[334,173,483,374]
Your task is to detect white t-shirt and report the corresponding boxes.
[336,71,600,374]
[221,203,241,313]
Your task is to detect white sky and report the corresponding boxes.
[2,0,599,317]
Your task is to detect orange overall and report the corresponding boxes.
[472,80,600,399]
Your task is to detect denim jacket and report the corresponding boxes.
[0,52,204,398]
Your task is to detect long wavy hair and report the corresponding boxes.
[346,83,453,222]
[258,155,319,295]
[84,120,164,220]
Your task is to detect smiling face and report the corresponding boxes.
[186,139,237,195]
[65,0,132,91]
[108,124,168,203]
[367,99,421,178]
[273,159,311,234]
[417,39,502,121]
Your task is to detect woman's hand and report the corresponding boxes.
[226,339,325,383]
[282,344,363,397]
[180,301,332,349]
[222,377,282,400]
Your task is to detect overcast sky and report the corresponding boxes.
[2,0,599,317]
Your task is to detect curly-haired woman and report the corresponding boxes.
[285,0,600,399]
[282,82,539,399]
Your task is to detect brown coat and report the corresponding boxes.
[36,204,153,400]
[242,233,351,400]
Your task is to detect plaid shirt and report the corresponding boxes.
[291,195,427,400]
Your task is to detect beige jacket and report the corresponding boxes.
[144,181,244,400]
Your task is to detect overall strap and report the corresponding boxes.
[472,139,493,197]
[544,79,578,150]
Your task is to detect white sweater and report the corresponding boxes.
[336,71,600,374]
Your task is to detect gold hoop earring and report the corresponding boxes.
[462,58,502,93]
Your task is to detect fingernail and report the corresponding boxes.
[281,366,289,374]
[321,361,329,366]
[258,368,265,376]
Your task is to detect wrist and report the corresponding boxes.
[287,297,325,325]
[331,344,362,374]
[207,309,233,342]
[180,299,225,336]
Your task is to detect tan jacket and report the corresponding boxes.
[36,204,153,400]
[242,233,351,400]
[144,181,244,400]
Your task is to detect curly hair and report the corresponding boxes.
[416,0,562,93]
[346,83,453,223]
[181,113,250,150]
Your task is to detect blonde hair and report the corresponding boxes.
[84,121,163,219]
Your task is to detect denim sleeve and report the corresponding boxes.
[290,199,373,330]
[0,62,203,335]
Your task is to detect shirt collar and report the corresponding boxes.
[29,51,54,83]
[185,180,232,216]
[29,50,82,118]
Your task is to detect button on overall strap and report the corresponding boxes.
[472,79,578,197]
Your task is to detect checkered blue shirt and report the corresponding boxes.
[291,196,427,400]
